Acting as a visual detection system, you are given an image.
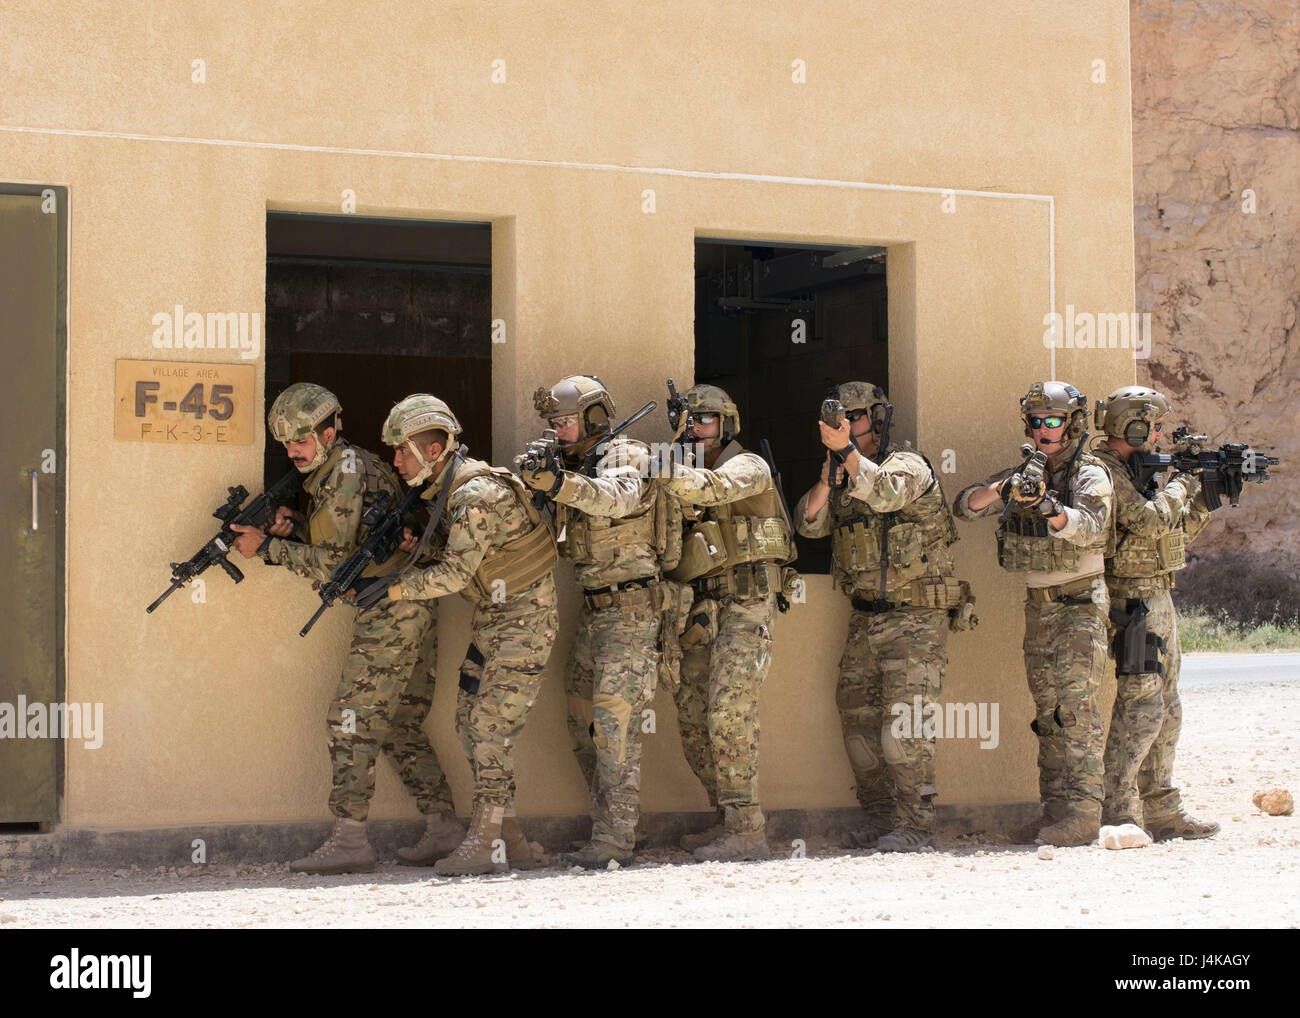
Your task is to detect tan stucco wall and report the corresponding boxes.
[0,0,1136,825]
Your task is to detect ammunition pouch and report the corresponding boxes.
[1108,527,1187,580]
[997,518,1084,573]
[691,562,778,602]
[1109,598,1165,676]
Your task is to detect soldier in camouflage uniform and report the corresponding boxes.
[794,382,975,852]
[518,375,680,869]
[656,384,796,862]
[954,381,1114,847]
[1092,386,1219,842]
[359,394,559,877]
[229,383,460,875]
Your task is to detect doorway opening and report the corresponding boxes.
[694,239,888,573]
[264,213,492,486]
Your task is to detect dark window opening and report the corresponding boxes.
[694,239,888,574]
[264,213,492,489]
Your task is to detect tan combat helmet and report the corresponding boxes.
[1094,385,1171,448]
[268,382,342,472]
[683,383,741,444]
[533,375,615,435]
[834,381,889,436]
[382,393,462,485]
[1020,381,1089,440]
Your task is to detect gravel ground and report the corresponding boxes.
[2,653,1296,929]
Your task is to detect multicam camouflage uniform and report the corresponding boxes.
[954,387,1114,844]
[1092,440,1214,837]
[389,455,559,815]
[265,437,453,823]
[795,428,968,848]
[661,440,792,850]
[548,436,675,857]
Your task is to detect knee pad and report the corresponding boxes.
[844,731,882,774]
[880,725,907,766]
[592,693,633,762]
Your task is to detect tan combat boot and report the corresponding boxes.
[692,831,772,862]
[1009,800,1068,844]
[396,811,466,866]
[433,802,508,877]
[1145,812,1220,843]
[501,805,536,870]
[1035,807,1101,848]
[680,810,725,851]
[289,818,377,875]
[842,812,895,849]
[876,826,935,853]
[562,839,634,870]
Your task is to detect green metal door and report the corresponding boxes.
[0,189,65,825]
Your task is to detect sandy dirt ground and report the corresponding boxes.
[2,653,1296,929]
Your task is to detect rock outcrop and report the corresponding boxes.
[1131,1,1299,572]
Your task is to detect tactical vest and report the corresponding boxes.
[996,443,1109,573]
[829,449,958,597]
[667,443,795,583]
[304,440,398,578]
[437,458,558,602]
[558,486,683,578]
[1094,445,1187,584]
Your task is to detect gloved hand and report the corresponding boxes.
[1037,492,1066,518]
[519,436,564,496]
[349,575,392,610]
[998,474,1017,503]
[1011,473,1047,507]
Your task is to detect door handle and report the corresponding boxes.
[31,470,38,531]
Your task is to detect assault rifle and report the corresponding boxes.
[146,469,304,613]
[998,444,1049,523]
[298,481,429,637]
[1129,426,1279,509]
[820,397,848,488]
[516,401,658,479]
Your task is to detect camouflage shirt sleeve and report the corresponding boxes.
[265,465,366,583]
[389,477,511,600]
[554,438,651,519]
[847,450,933,514]
[794,485,831,538]
[1054,461,1113,546]
[953,466,1017,520]
[1183,483,1215,543]
[661,451,771,506]
[1113,468,1200,539]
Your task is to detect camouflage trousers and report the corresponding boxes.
[1102,588,1185,824]
[673,591,776,836]
[838,605,949,833]
[327,598,453,822]
[455,577,559,808]
[1023,576,1109,818]
[566,600,661,852]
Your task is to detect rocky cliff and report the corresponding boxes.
[1131,1,1298,578]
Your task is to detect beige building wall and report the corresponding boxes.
[0,0,1137,826]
